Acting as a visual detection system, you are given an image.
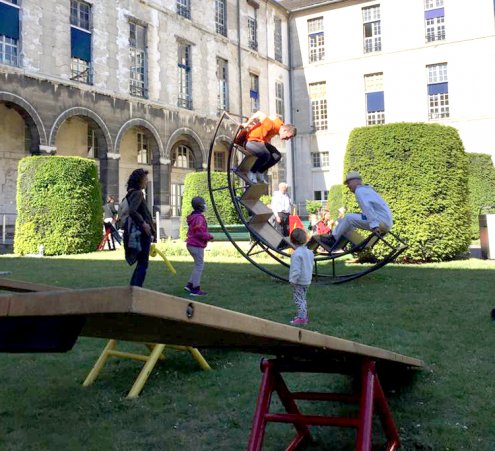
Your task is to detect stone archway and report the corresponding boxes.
[115,119,165,213]
[49,107,114,198]
[0,92,46,214]
[165,127,206,170]
[0,91,46,153]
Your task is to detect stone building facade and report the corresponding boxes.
[0,0,292,237]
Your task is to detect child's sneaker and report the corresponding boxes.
[290,316,309,325]
[184,282,193,293]
[190,286,207,297]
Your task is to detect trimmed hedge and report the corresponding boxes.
[180,171,239,239]
[327,184,344,220]
[467,153,495,239]
[344,123,471,262]
[15,156,102,255]
[305,200,322,214]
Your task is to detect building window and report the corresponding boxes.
[363,5,381,53]
[424,0,443,9]
[178,42,192,109]
[0,0,19,66]
[314,190,329,201]
[87,128,99,158]
[137,132,151,164]
[365,73,385,125]
[215,0,227,36]
[308,17,324,63]
[427,63,449,119]
[129,22,147,97]
[70,0,92,83]
[171,183,185,217]
[172,144,194,168]
[217,58,229,114]
[311,152,329,169]
[214,151,226,171]
[309,82,327,131]
[275,81,284,119]
[250,73,259,113]
[0,35,18,67]
[274,17,282,62]
[425,0,445,42]
[177,0,191,19]
[248,17,258,51]
[71,0,90,29]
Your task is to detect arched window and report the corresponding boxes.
[172,144,194,168]
[137,131,151,164]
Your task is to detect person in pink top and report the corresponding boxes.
[184,196,214,297]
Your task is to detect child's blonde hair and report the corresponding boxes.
[290,228,308,246]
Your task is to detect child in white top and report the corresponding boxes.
[289,228,314,325]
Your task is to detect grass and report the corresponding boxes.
[0,246,494,450]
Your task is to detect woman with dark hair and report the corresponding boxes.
[123,168,155,287]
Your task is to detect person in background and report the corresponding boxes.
[103,195,121,249]
[184,196,214,297]
[271,182,292,238]
[103,195,118,224]
[316,211,334,235]
[307,213,318,235]
[123,169,155,287]
[288,228,314,326]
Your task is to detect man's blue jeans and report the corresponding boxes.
[130,233,152,287]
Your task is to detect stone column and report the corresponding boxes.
[153,158,172,238]
[100,152,120,201]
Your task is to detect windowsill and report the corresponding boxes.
[311,167,329,172]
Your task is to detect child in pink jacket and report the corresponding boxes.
[184,196,214,296]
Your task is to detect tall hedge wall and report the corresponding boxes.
[15,156,102,255]
[344,123,470,262]
[179,171,239,239]
[467,153,495,239]
[327,184,344,220]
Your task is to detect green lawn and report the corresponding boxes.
[0,248,494,450]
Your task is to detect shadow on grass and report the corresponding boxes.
[0,254,494,449]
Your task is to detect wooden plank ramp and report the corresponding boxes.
[0,280,422,368]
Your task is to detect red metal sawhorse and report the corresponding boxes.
[248,357,401,451]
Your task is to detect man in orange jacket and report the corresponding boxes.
[240,111,296,183]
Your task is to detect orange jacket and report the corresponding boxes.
[247,117,284,143]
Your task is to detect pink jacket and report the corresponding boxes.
[186,211,213,248]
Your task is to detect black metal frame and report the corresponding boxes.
[207,112,408,284]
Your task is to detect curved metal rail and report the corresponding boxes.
[207,112,407,284]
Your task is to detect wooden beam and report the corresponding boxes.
[0,285,423,368]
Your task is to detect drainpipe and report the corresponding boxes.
[287,13,296,202]
[237,0,243,117]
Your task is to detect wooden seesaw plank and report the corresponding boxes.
[0,281,423,368]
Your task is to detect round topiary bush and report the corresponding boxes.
[467,153,495,239]
[179,171,239,239]
[344,123,471,262]
[14,156,102,255]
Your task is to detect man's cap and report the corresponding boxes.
[345,171,362,183]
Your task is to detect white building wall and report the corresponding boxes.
[288,0,495,206]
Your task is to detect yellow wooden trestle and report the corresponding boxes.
[82,339,211,398]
